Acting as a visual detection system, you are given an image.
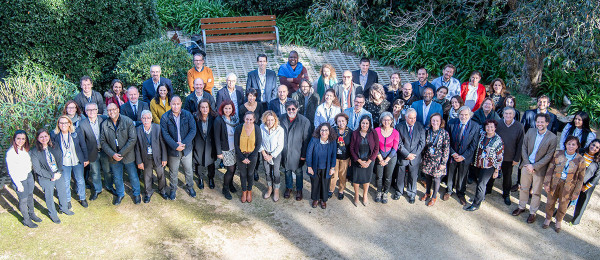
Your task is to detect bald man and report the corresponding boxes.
[142,65,173,103]
[332,70,364,111]
[120,86,149,127]
[268,85,292,116]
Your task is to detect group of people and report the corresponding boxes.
[6,52,599,233]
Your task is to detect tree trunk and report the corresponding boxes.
[519,39,545,95]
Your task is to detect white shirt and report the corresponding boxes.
[422,101,432,123]
[465,84,479,110]
[6,147,32,183]
[258,71,267,101]
[314,103,342,128]
[259,124,285,158]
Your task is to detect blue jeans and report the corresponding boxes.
[63,164,85,201]
[89,151,111,193]
[284,166,304,191]
[111,161,141,197]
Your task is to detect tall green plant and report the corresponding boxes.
[156,0,239,34]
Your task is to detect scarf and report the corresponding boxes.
[278,62,304,79]
[317,76,338,98]
[222,115,239,127]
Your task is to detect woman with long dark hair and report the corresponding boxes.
[559,111,596,152]
[193,99,218,189]
[306,122,337,209]
[571,139,600,225]
[214,100,239,200]
[150,84,172,124]
[62,100,84,128]
[349,115,379,206]
[104,79,128,107]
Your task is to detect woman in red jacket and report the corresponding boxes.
[460,71,486,112]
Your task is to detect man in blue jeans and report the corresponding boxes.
[279,100,312,201]
[100,103,141,205]
[80,103,113,200]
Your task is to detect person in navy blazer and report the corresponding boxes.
[120,86,149,127]
[352,58,379,95]
[444,106,481,205]
[216,73,245,118]
[246,54,278,111]
[141,65,173,104]
[79,103,111,199]
[184,78,216,115]
[305,123,337,209]
[411,87,443,126]
[394,108,425,203]
[268,85,292,117]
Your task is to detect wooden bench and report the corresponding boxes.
[201,15,280,54]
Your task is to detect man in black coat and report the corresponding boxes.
[120,86,149,127]
[246,54,278,111]
[160,96,197,200]
[135,110,168,203]
[444,106,481,205]
[394,108,424,203]
[279,100,312,201]
[352,57,379,95]
[215,73,244,118]
[268,85,292,117]
[291,80,320,126]
[141,65,173,104]
[79,103,111,200]
[73,76,106,116]
[184,78,216,114]
[520,95,560,135]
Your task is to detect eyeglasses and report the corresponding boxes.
[193,59,203,62]
[66,106,77,110]
[107,108,119,112]
[286,108,297,111]
[320,129,329,132]
[59,122,70,125]
[86,108,98,112]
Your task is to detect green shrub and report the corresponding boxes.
[539,68,598,105]
[567,87,600,126]
[113,39,192,97]
[223,0,311,15]
[277,13,319,46]
[0,69,78,148]
[157,0,239,34]
[0,0,161,86]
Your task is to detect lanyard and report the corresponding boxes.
[62,133,71,150]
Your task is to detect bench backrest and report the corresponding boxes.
[200,15,276,36]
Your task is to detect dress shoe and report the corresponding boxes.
[208,178,215,189]
[427,198,436,207]
[160,192,169,200]
[465,205,479,211]
[143,195,151,203]
[169,190,176,200]
[254,172,259,182]
[392,194,401,200]
[295,190,303,201]
[442,193,451,201]
[409,198,415,204]
[273,188,279,202]
[197,179,204,190]
[311,200,319,208]
[50,215,61,224]
[503,197,511,205]
[264,186,272,199]
[338,193,344,200]
[247,190,253,203]
[512,208,526,216]
[113,196,124,205]
[89,191,100,201]
[68,202,72,209]
[22,219,38,228]
[106,187,117,196]
[420,193,430,201]
[284,188,292,199]
[328,191,333,199]
[188,187,197,198]
[510,184,519,192]
[79,199,89,208]
[134,195,141,204]
[381,193,388,204]
[459,196,467,206]
[467,177,474,184]
[241,191,247,203]
[229,183,237,193]
[60,209,74,215]
[30,213,42,223]
[527,214,536,224]
[222,188,232,200]
[374,192,382,203]
[321,201,327,209]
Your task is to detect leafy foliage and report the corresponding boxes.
[567,86,600,126]
[0,67,78,148]
[113,39,192,97]
[157,0,239,34]
[538,68,599,105]
[0,0,162,85]
[223,0,312,15]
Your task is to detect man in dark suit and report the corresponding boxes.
[246,54,278,111]
[141,65,173,104]
[352,57,379,95]
[444,106,480,205]
[160,96,197,200]
[120,86,149,127]
[135,110,168,203]
[268,85,292,117]
[184,78,216,114]
[79,103,111,200]
[411,67,436,100]
[216,73,244,118]
[394,108,425,203]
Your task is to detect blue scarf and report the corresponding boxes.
[278,62,304,78]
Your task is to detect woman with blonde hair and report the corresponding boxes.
[313,64,338,99]
[260,110,285,201]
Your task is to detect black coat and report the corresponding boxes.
[279,114,312,170]
[214,116,239,154]
[291,90,320,125]
[120,101,150,127]
[51,128,89,164]
[395,121,424,166]
[446,118,481,164]
[215,85,245,113]
[352,69,379,94]
[184,91,216,115]
[521,109,559,135]
[193,116,217,166]
[160,109,197,157]
[79,115,108,162]
[234,124,263,162]
[135,123,168,166]
[30,145,63,180]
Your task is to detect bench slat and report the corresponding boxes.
[205,34,277,43]
[204,27,275,36]
[201,15,275,24]
[201,21,276,30]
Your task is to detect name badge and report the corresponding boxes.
[481,151,487,158]
[147,146,153,154]
[50,162,58,172]
[65,151,72,161]
[337,148,342,155]
[115,139,119,147]
[429,147,435,154]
